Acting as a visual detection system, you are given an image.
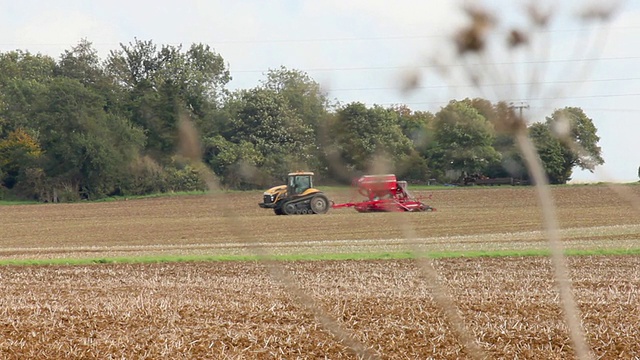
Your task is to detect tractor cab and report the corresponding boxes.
[287,172,314,196]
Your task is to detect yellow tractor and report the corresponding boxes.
[258,172,330,215]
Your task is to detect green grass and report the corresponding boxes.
[0,199,40,205]
[95,190,210,202]
[2,248,639,267]
[1,190,218,205]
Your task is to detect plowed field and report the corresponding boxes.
[1,185,640,359]
[2,185,640,259]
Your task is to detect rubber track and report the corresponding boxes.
[282,193,322,215]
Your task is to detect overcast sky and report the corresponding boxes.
[1,0,638,182]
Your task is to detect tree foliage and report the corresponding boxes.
[261,67,328,131]
[327,103,413,178]
[432,100,500,174]
[34,77,146,199]
[261,67,330,175]
[0,128,42,188]
[106,39,230,160]
[528,123,568,184]
[546,107,604,172]
[0,41,608,199]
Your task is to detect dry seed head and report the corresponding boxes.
[463,5,496,30]
[399,68,421,95]
[177,115,202,161]
[454,6,496,55]
[429,56,451,78]
[495,106,527,135]
[550,113,572,139]
[238,161,259,182]
[526,2,552,27]
[454,27,486,55]
[367,153,393,175]
[507,29,529,48]
[579,2,619,22]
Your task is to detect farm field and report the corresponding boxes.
[1,185,640,260]
[1,185,640,358]
[0,256,638,359]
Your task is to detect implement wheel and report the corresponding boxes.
[310,195,329,214]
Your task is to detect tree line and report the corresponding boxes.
[0,39,604,201]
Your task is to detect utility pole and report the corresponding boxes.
[509,101,529,119]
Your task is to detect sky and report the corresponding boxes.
[1,0,638,182]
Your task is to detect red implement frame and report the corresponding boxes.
[331,174,435,213]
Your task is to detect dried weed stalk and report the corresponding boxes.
[177,113,378,357]
[405,2,631,360]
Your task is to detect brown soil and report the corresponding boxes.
[1,185,639,359]
[1,185,639,259]
[0,257,638,359]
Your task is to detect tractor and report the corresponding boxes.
[258,172,330,215]
[259,172,434,215]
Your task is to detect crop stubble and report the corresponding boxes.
[0,257,638,359]
[1,185,640,358]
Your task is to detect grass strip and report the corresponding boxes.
[1,248,640,266]
[0,200,40,205]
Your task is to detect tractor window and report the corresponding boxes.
[298,176,311,191]
[290,175,311,194]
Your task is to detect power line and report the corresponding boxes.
[167,26,640,44]
[1,25,639,47]
[230,56,640,73]
[512,93,640,101]
[191,25,640,44]
[323,77,640,92]
[535,107,640,113]
[374,93,640,107]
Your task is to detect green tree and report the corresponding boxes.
[546,107,604,173]
[392,105,434,153]
[528,122,567,184]
[327,102,413,177]
[57,39,104,86]
[220,88,315,186]
[105,39,230,161]
[390,105,435,181]
[0,51,56,132]
[260,67,330,175]
[34,77,145,199]
[0,128,43,188]
[56,39,126,116]
[0,50,56,83]
[203,135,264,188]
[261,67,329,132]
[432,100,500,175]
[465,98,526,178]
